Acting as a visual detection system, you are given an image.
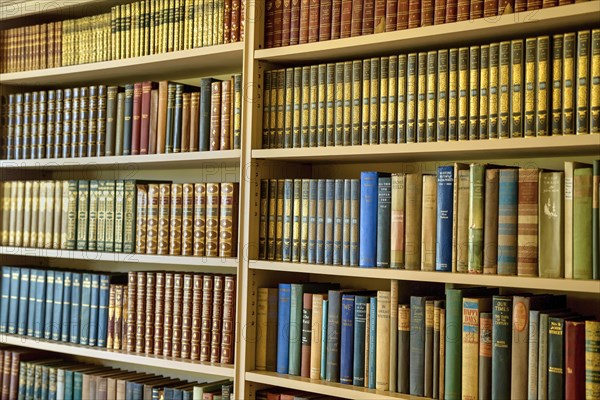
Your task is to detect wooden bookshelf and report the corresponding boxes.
[1,333,235,377]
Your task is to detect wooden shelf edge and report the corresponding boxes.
[0,150,241,170]
[245,371,425,400]
[0,42,244,86]
[1,333,234,377]
[0,246,239,268]
[248,261,600,293]
[252,135,600,163]
[255,2,600,63]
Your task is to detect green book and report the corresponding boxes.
[123,180,137,253]
[573,167,593,279]
[593,160,599,280]
[539,171,565,278]
[114,180,125,253]
[76,180,90,251]
[468,163,485,273]
[87,180,99,251]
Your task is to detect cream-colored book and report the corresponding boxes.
[8,180,18,246]
[1,182,12,245]
[37,181,47,248]
[310,293,325,380]
[405,173,422,270]
[53,181,63,249]
[421,174,437,271]
[389,280,399,392]
[30,181,40,248]
[44,181,55,249]
[60,181,70,249]
[14,181,25,247]
[376,290,391,390]
[22,181,33,247]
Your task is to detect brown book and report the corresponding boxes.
[484,0,498,16]
[146,184,160,254]
[107,284,116,349]
[189,92,200,152]
[219,182,239,257]
[340,0,353,38]
[408,0,422,28]
[498,0,514,14]
[140,81,153,155]
[514,0,527,11]
[457,0,470,20]
[205,183,220,257]
[231,0,242,43]
[319,0,333,41]
[201,275,214,362]
[181,183,194,256]
[527,0,542,10]
[144,272,156,354]
[114,285,124,350]
[135,272,147,353]
[273,0,284,47]
[135,184,148,254]
[265,0,275,47]
[148,89,159,154]
[193,183,207,256]
[331,0,343,39]
[131,82,142,155]
[224,0,233,43]
[172,273,184,358]
[308,0,321,42]
[157,183,171,255]
[162,272,175,357]
[282,0,293,46]
[220,80,232,151]
[542,0,557,6]
[471,0,484,18]
[351,0,364,36]
[373,0,386,33]
[517,168,539,277]
[121,286,128,351]
[169,184,183,255]
[181,93,191,153]
[483,169,499,274]
[220,275,236,364]
[191,274,203,361]
[434,0,447,23]
[422,0,435,26]
[210,275,225,363]
[397,0,409,29]
[299,0,311,43]
[446,0,458,22]
[385,0,398,31]
[362,0,375,34]
[210,82,221,151]
[181,274,194,359]
[290,0,302,44]
[155,81,169,154]
[153,272,165,356]
[126,272,137,352]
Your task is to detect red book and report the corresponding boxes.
[265,0,275,47]
[514,0,527,11]
[362,0,376,34]
[290,0,301,45]
[526,0,542,9]
[483,0,498,16]
[273,0,284,47]
[374,0,386,33]
[470,0,484,18]
[282,0,293,46]
[434,0,448,24]
[446,0,458,21]
[397,0,410,29]
[140,81,153,155]
[300,292,313,377]
[332,0,343,39]
[131,82,143,155]
[350,0,364,36]
[299,0,311,43]
[565,320,586,400]
[320,0,333,41]
[308,0,321,42]
[340,0,353,38]
[498,0,514,14]
[385,0,398,31]
[422,0,435,25]
[408,0,422,28]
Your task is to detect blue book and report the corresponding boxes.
[436,166,454,271]
[376,174,392,268]
[70,272,82,344]
[340,294,355,385]
[17,268,30,335]
[89,274,100,346]
[276,283,291,374]
[342,179,352,266]
[163,387,174,400]
[320,299,328,380]
[41,365,49,400]
[64,369,74,400]
[8,266,21,334]
[34,270,46,338]
[332,179,344,265]
[27,269,38,337]
[409,296,426,396]
[498,169,518,275]
[0,266,11,332]
[359,171,379,267]
[97,274,110,347]
[368,296,377,389]
[52,271,64,341]
[44,270,55,339]
[324,179,335,265]
[350,179,360,266]
[316,179,326,264]
[73,372,83,400]
[325,290,342,382]
[307,179,318,263]
[131,381,144,400]
[79,273,92,345]
[61,272,72,342]
[352,295,369,386]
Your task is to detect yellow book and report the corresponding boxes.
[576,30,591,134]
[563,32,576,134]
[591,29,600,134]
[510,39,524,138]
[378,57,388,144]
[44,181,55,249]
[37,181,47,248]
[22,182,33,248]
[469,46,480,140]
[2,182,12,245]
[14,181,25,247]
[426,51,437,143]
[536,36,550,136]
[479,45,489,139]
[29,181,40,248]
[457,47,469,141]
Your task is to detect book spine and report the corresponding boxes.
[436,166,453,271]
[390,174,406,269]
[563,32,576,135]
[221,275,236,364]
[359,171,378,267]
[277,283,291,374]
[367,296,376,388]
[405,173,423,270]
[352,296,368,386]
[154,272,165,355]
[375,291,390,390]
[376,175,392,267]
[591,29,600,134]
[426,51,437,142]
[548,317,566,397]
[457,47,469,141]
[350,179,360,266]
[574,167,593,279]
[378,57,388,144]
[157,183,171,255]
[397,54,407,143]
[169,183,183,255]
[483,169,500,274]
[300,292,313,377]
[517,168,539,277]
[409,296,425,396]
[536,36,550,136]
[282,179,293,261]
[288,283,303,376]
[205,182,221,257]
[416,52,427,143]
[421,175,437,271]
[498,41,511,138]
[397,304,410,393]
[310,294,324,379]
[301,179,310,263]
[325,290,341,383]
[585,321,600,399]
[340,294,355,384]
[468,164,485,274]
[498,169,518,275]
[447,48,458,140]
[479,312,493,400]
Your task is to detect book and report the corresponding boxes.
[586,320,600,399]
[539,171,565,278]
[421,174,437,271]
[391,173,406,269]
[436,166,453,272]
[462,296,492,400]
[517,168,539,276]
[573,167,593,279]
[359,171,378,268]
[468,164,485,274]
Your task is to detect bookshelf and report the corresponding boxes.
[1,0,600,399]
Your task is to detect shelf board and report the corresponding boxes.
[255,2,600,63]
[0,246,238,269]
[249,261,600,293]
[246,371,424,400]
[252,135,600,163]
[0,150,241,170]
[0,42,244,86]
[2,333,234,377]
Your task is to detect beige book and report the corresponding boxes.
[14,181,25,247]
[376,290,391,391]
[564,161,588,279]
[389,280,399,392]
[53,181,62,249]
[452,163,469,272]
[37,181,47,248]
[310,293,325,380]
[22,181,33,247]
[60,181,70,249]
[456,169,471,273]
[1,182,12,245]
[390,173,406,268]
[405,173,422,270]
[30,181,40,247]
[44,181,55,248]
[8,180,18,246]
[421,175,437,271]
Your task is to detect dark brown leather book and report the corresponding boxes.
[514,0,527,11]
[154,81,169,154]
[201,275,214,362]
[144,272,156,354]
[172,273,184,358]
[340,0,353,38]
[319,0,333,41]
[169,183,183,256]
[470,0,484,18]
[182,183,194,256]
[351,0,364,36]
[434,0,447,23]
[153,272,165,356]
[422,0,435,25]
[181,92,191,153]
[114,285,124,350]
[331,0,343,39]
[457,0,470,20]
[126,272,137,352]
[397,0,409,29]
[483,0,498,16]
[135,272,147,353]
[205,183,221,257]
[157,183,171,255]
[299,0,311,43]
[210,275,225,363]
[308,0,321,42]
[191,274,203,361]
[362,0,375,34]
[373,0,386,33]
[220,80,232,151]
[408,0,422,28]
[231,0,241,43]
[224,0,232,43]
[189,92,200,152]
[220,275,236,364]
[180,274,194,359]
[282,0,293,46]
[446,0,458,22]
[210,82,222,151]
[140,81,153,155]
[162,272,175,357]
[273,0,284,47]
[290,0,302,45]
[219,182,239,257]
[542,0,557,6]
[385,0,398,31]
[131,82,143,155]
[265,0,275,47]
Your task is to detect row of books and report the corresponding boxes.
[0,0,246,73]
[0,180,240,258]
[257,160,600,280]
[261,30,600,149]
[0,349,234,400]
[255,388,337,400]
[264,0,580,48]
[255,283,600,399]
[111,271,236,364]
[1,76,242,161]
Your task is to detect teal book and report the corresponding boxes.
[70,272,82,344]
[51,271,64,341]
[352,295,369,386]
[17,267,30,335]
[34,270,46,338]
[8,266,20,334]
[26,269,38,336]
[79,273,92,345]
[320,299,328,380]
[61,272,72,342]
[97,274,110,347]
[43,270,55,339]
[368,296,377,389]
[89,274,100,346]
[0,266,11,332]
[64,369,74,400]
[41,365,49,400]
[491,296,512,399]
[73,371,83,400]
